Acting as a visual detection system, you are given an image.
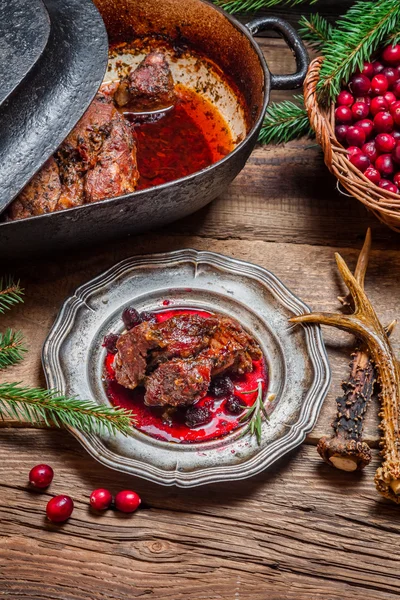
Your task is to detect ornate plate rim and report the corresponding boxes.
[42,249,331,487]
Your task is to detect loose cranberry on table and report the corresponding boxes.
[46,495,74,523]
[337,90,354,106]
[373,111,394,133]
[371,74,389,95]
[370,96,388,116]
[335,105,353,124]
[346,126,365,147]
[349,74,371,96]
[90,488,113,511]
[351,102,369,120]
[375,154,394,176]
[29,464,54,489]
[115,490,141,513]
[364,167,381,185]
[382,44,400,67]
[349,152,370,172]
[375,133,396,154]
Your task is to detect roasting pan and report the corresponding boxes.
[0,0,308,259]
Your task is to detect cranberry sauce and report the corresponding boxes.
[103,308,268,444]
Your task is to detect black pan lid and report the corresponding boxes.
[0,0,108,215]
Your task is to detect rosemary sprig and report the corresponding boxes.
[0,382,134,436]
[298,13,332,51]
[0,329,26,369]
[0,276,24,314]
[214,0,317,14]
[258,95,312,144]
[239,380,268,445]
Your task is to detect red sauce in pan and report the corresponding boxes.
[131,85,235,190]
[103,308,268,444]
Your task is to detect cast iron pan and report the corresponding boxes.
[0,0,109,214]
[0,0,50,107]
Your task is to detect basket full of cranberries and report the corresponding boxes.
[304,43,400,232]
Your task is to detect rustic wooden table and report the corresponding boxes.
[2,10,400,599]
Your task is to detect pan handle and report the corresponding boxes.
[246,16,309,90]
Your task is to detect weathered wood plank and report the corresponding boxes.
[0,433,398,600]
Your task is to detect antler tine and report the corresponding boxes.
[338,228,372,307]
[290,311,367,339]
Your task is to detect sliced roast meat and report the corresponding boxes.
[145,359,212,407]
[114,321,162,390]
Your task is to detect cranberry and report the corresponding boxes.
[351,102,369,120]
[355,96,371,106]
[185,405,212,428]
[114,490,141,513]
[335,124,348,143]
[375,133,396,153]
[335,105,353,124]
[139,311,157,325]
[122,307,141,330]
[393,80,400,98]
[90,488,113,511]
[209,376,234,397]
[382,44,400,67]
[394,172,400,187]
[357,119,374,139]
[349,74,371,96]
[383,67,398,87]
[362,141,378,163]
[393,130,400,141]
[346,126,365,147]
[46,495,74,523]
[375,154,394,176]
[225,396,244,415]
[372,61,384,75]
[29,464,54,489]
[102,333,119,354]
[370,96,388,116]
[378,179,399,194]
[347,146,362,158]
[371,74,389,95]
[392,143,400,164]
[383,91,397,106]
[390,100,400,125]
[361,62,374,78]
[374,111,394,133]
[337,90,354,106]
[349,152,370,172]
[364,167,381,184]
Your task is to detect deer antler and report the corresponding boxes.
[291,245,400,503]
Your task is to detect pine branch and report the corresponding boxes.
[317,0,400,105]
[298,13,332,51]
[0,276,24,314]
[0,382,134,436]
[0,329,26,369]
[258,95,312,144]
[214,0,317,14]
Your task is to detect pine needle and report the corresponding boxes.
[0,276,24,314]
[258,95,312,144]
[0,382,134,436]
[0,329,26,369]
[298,13,333,51]
[214,0,317,13]
[317,0,400,105]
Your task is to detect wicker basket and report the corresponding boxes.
[304,57,400,232]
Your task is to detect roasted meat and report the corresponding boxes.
[114,52,176,110]
[8,93,138,220]
[114,312,262,408]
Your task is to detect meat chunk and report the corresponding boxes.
[114,312,262,409]
[115,52,176,111]
[8,93,138,220]
[145,359,212,407]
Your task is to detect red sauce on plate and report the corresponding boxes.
[103,308,268,444]
[132,85,235,190]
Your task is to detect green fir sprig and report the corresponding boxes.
[298,13,332,51]
[239,381,269,445]
[0,276,24,314]
[214,0,317,14]
[0,329,26,369]
[0,383,134,436]
[317,0,400,104]
[259,95,312,144]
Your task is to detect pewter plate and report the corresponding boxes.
[42,250,330,487]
